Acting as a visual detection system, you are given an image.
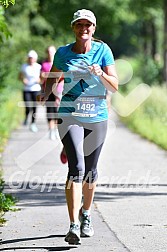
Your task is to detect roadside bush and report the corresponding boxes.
[123,55,163,86]
[114,85,167,150]
[0,88,22,225]
[139,57,163,85]
[0,176,16,212]
[0,172,16,225]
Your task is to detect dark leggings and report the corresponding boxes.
[58,117,107,183]
[46,93,58,122]
[23,91,39,123]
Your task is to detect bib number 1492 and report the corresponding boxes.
[72,96,98,117]
[76,102,95,112]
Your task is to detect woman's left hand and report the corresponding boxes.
[88,64,103,76]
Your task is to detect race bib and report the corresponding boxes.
[72,96,98,117]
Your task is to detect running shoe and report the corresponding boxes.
[65,223,81,245]
[79,210,94,237]
[30,123,38,133]
[60,150,67,164]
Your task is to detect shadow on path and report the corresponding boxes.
[0,246,76,251]
[4,182,167,207]
[1,234,65,245]
[4,183,66,207]
[94,189,167,201]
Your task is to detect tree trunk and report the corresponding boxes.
[151,20,156,59]
[163,0,167,83]
[142,22,149,56]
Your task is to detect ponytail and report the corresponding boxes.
[91,37,103,43]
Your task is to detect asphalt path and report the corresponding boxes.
[1,106,167,252]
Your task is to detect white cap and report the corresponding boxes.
[27,50,38,59]
[71,9,96,26]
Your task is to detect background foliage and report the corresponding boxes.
[0,0,167,222]
[0,0,166,148]
[0,0,166,146]
[0,0,165,83]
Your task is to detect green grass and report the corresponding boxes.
[0,89,23,225]
[113,84,167,150]
[0,89,24,152]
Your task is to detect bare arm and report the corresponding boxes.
[19,71,40,85]
[18,72,28,85]
[41,65,63,103]
[89,64,118,93]
[100,65,118,92]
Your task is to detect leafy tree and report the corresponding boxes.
[0,0,15,8]
[163,0,167,82]
[1,0,167,84]
[0,0,15,42]
[0,6,11,41]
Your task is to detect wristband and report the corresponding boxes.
[101,71,104,76]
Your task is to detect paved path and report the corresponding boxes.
[0,106,167,252]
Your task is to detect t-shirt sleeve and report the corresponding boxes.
[20,64,26,73]
[53,48,62,70]
[102,43,115,67]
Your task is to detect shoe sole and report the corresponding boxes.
[80,230,94,237]
[65,232,81,245]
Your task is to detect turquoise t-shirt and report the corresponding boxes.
[53,41,115,123]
